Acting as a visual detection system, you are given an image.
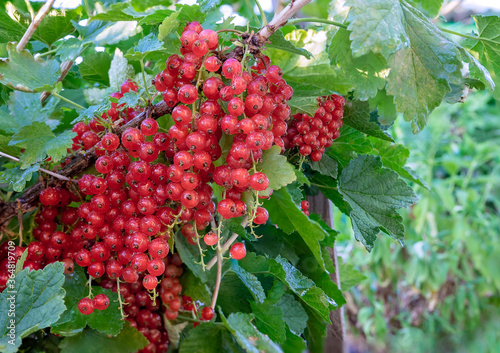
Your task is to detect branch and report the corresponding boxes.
[41,61,74,103]
[206,232,239,271]
[257,0,312,40]
[210,249,222,309]
[0,101,173,226]
[17,0,56,51]
[0,152,71,181]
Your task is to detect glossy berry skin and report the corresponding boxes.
[253,207,269,225]
[204,231,218,246]
[201,307,215,321]
[93,293,110,311]
[204,56,221,72]
[143,274,159,290]
[230,242,246,260]
[78,297,95,315]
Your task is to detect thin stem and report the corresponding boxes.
[51,92,85,110]
[310,182,338,190]
[206,232,238,269]
[177,315,222,325]
[253,0,267,27]
[87,275,93,298]
[193,226,207,271]
[258,0,313,39]
[116,279,127,319]
[216,29,244,35]
[36,48,57,58]
[286,17,347,29]
[41,61,74,103]
[210,249,222,309]
[0,151,71,181]
[140,59,152,102]
[17,0,55,51]
[439,27,499,45]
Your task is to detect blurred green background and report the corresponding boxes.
[336,90,500,352]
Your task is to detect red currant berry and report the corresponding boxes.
[230,242,246,260]
[78,297,95,315]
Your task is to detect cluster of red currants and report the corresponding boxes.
[71,79,142,152]
[150,21,296,251]
[284,94,345,162]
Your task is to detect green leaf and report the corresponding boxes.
[175,4,206,24]
[239,254,338,321]
[346,0,410,58]
[224,217,249,240]
[310,173,351,215]
[0,263,66,353]
[338,154,419,250]
[79,52,112,86]
[175,233,209,283]
[56,38,89,62]
[343,99,394,142]
[263,188,328,270]
[138,10,175,26]
[337,258,366,290]
[0,163,39,192]
[118,90,144,108]
[287,95,318,116]
[223,313,283,353]
[327,126,373,168]
[180,270,212,305]
[304,308,328,353]
[230,260,266,304]
[250,300,286,344]
[267,30,313,59]
[256,146,296,191]
[328,28,388,100]
[52,266,123,336]
[386,3,462,133]
[0,91,59,134]
[411,0,444,17]
[109,48,135,92]
[89,3,142,22]
[33,9,80,46]
[199,0,223,13]
[9,122,76,168]
[309,154,338,179]
[59,322,148,353]
[368,89,398,126]
[276,294,309,335]
[179,323,243,353]
[218,273,253,314]
[126,33,164,61]
[293,168,310,186]
[466,16,500,90]
[282,326,308,353]
[0,43,60,92]
[369,138,428,188]
[0,11,26,42]
[158,11,181,41]
[74,20,139,46]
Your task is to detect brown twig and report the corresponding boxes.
[0,101,173,226]
[41,61,74,103]
[257,0,312,40]
[210,249,222,309]
[206,217,248,271]
[17,0,56,51]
